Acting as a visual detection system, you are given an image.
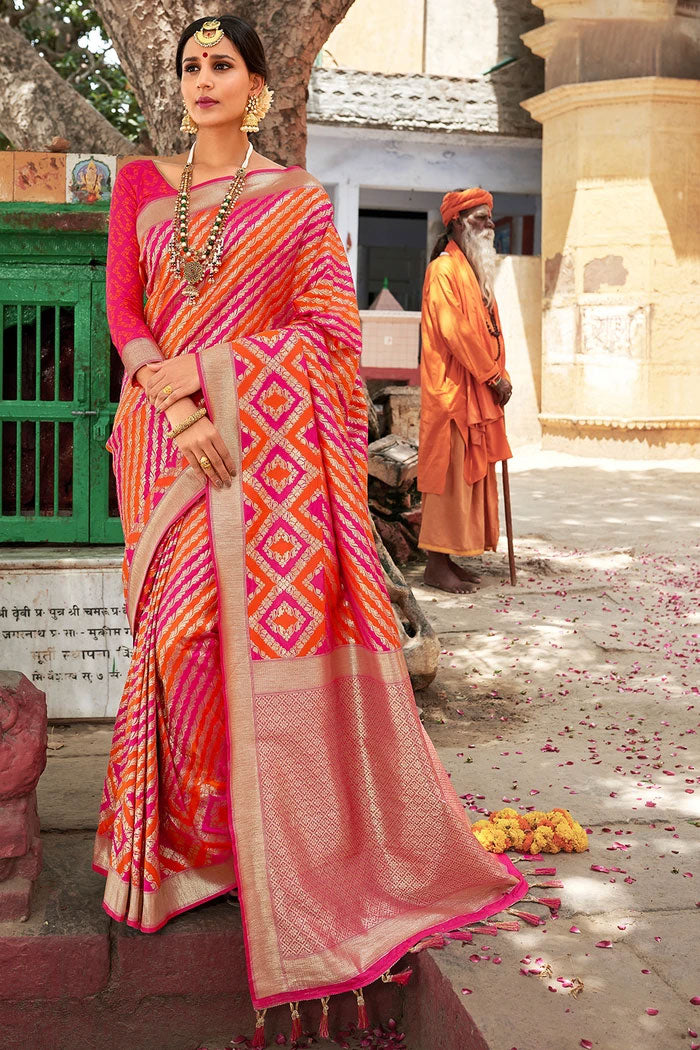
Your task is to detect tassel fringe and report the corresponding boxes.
[318,996,330,1039]
[354,988,369,1030]
[409,932,446,953]
[381,966,413,986]
[252,1008,267,1048]
[251,966,413,1046]
[290,1001,302,1041]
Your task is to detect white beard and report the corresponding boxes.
[456,227,497,308]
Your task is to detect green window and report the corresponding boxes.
[0,203,123,544]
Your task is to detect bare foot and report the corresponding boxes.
[423,551,479,593]
[423,564,478,594]
[447,558,481,585]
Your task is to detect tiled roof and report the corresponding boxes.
[307,67,541,138]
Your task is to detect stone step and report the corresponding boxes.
[1,833,456,1050]
[4,720,497,1050]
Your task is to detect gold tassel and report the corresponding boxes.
[251,1008,267,1047]
[354,988,368,1030]
[290,1001,302,1041]
[318,996,330,1039]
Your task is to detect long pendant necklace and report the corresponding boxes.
[168,140,254,303]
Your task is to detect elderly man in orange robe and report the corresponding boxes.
[418,187,512,594]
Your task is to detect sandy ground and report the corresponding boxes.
[38,449,700,1050]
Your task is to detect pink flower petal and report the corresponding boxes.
[691,996,700,1006]
[595,940,613,949]
[461,988,473,995]
[580,1040,593,1049]
[569,925,581,934]
[646,1008,659,1016]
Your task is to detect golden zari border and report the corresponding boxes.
[199,341,286,997]
[136,167,323,245]
[95,832,235,930]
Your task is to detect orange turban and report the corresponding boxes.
[440,188,493,227]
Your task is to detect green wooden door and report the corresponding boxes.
[1,270,92,542]
[0,265,123,544]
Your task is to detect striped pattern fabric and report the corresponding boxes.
[95,160,528,1010]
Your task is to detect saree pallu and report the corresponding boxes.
[94,160,528,1010]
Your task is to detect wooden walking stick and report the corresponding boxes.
[501,459,516,586]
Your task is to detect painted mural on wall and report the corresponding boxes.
[66,154,115,204]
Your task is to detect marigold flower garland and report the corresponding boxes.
[472,807,588,854]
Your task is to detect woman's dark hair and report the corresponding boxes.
[175,15,268,81]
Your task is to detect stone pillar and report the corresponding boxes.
[332,179,360,287]
[0,672,47,920]
[522,2,700,457]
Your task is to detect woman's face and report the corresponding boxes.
[181,35,263,131]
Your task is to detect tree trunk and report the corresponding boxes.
[0,21,138,153]
[90,0,356,162]
[2,1,355,160]
[371,520,440,692]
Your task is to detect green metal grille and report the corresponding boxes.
[0,204,123,544]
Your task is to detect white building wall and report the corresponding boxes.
[308,124,542,286]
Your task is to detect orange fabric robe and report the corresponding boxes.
[418,239,511,495]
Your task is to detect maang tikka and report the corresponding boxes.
[193,19,225,47]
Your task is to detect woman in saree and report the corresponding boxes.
[95,13,528,1044]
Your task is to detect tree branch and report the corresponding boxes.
[0,20,141,153]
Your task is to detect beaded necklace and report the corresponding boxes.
[168,140,254,303]
[483,302,502,361]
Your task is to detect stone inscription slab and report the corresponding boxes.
[0,557,130,719]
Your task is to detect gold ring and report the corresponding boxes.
[163,385,173,396]
[199,455,211,470]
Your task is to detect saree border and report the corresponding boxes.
[199,341,286,1000]
[93,845,236,933]
[126,469,206,633]
[254,853,527,1009]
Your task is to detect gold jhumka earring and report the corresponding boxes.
[180,104,198,135]
[240,85,274,134]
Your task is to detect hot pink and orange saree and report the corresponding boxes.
[95,158,527,1016]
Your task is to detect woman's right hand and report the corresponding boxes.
[166,400,237,488]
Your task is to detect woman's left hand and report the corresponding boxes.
[144,356,201,412]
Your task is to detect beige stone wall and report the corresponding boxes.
[324,0,425,74]
[524,77,700,456]
[424,0,499,78]
[495,255,543,449]
[324,0,543,84]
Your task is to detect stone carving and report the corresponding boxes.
[580,304,647,359]
[0,671,47,920]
